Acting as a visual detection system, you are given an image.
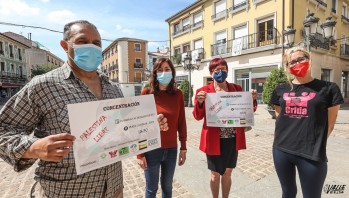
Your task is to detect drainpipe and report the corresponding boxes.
[168,22,171,59]
[281,0,285,56]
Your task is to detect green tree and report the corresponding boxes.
[262,67,288,109]
[178,80,193,107]
[31,64,57,78]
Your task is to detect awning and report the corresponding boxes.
[0,83,21,88]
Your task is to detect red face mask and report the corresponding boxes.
[289,61,310,77]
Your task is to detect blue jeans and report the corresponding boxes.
[273,148,327,198]
[144,147,178,198]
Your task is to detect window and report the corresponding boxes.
[1,62,5,72]
[51,58,53,63]
[111,47,114,55]
[182,17,190,31]
[213,0,227,20]
[47,56,50,62]
[213,30,227,55]
[194,39,203,50]
[233,24,248,49]
[232,0,248,11]
[257,18,274,46]
[135,43,141,51]
[135,86,142,96]
[11,64,15,73]
[332,0,337,13]
[0,41,3,55]
[343,3,349,18]
[135,58,142,68]
[17,48,22,60]
[19,66,23,77]
[174,23,180,34]
[9,45,14,58]
[321,69,331,81]
[174,47,181,55]
[193,12,203,28]
[152,57,157,64]
[183,44,190,53]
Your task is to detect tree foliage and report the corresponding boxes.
[31,64,57,78]
[262,67,288,109]
[178,80,193,106]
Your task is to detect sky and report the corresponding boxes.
[0,0,196,60]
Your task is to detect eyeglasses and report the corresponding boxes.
[287,57,308,67]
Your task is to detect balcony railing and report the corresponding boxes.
[211,9,228,20]
[211,28,281,56]
[342,15,349,23]
[341,44,349,57]
[173,25,191,36]
[316,0,327,7]
[107,64,118,72]
[0,50,4,55]
[0,72,27,79]
[134,63,143,68]
[134,78,142,83]
[193,20,203,28]
[309,32,330,50]
[171,48,205,65]
[110,78,119,83]
[229,1,248,12]
[331,8,336,13]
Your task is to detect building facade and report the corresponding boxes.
[0,33,29,103]
[101,38,148,96]
[3,32,64,80]
[166,0,349,104]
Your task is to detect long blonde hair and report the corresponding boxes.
[283,46,310,89]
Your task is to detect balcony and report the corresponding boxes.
[192,20,203,29]
[134,63,143,68]
[211,28,281,56]
[211,9,228,21]
[229,1,248,13]
[173,25,191,37]
[342,15,349,24]
[341,44,349,58]
[171,48,205,65]
[308,32,330,50]
[134,77,142,83]
[108,64,118,72]
[110,78,119,83]
[309,0,327,10]
[0,72,27,84]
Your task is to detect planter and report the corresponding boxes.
[267,108,276,119]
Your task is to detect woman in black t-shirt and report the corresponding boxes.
[270,46,344,198]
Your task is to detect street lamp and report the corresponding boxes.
[183,53,200,107]
[283,26,296,47]
[284,10,336,52]
[143,68,151,80]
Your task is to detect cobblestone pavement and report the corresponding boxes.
[1,105,348,198]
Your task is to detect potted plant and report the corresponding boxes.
[262,67,288,119]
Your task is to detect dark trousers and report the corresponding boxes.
[273,148,327,198]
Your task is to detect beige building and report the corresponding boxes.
[101,38,148,96]
[3,32,64,80]
[166,0,349,104]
